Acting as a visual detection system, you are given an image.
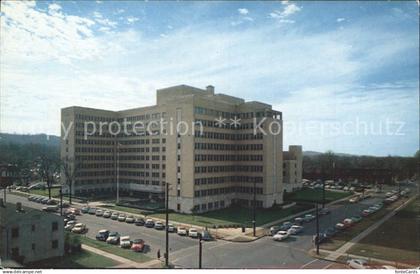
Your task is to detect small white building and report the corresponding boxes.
[0,200,64,265]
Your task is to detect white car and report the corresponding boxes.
[65,220,76,231]
[188,228,199,238]
[120,236,132,248]
[273,231,289,241]
[177,227,188,236]
[106,232,121,244]
[71,223,86,234]
[287,225,303,235]
[118,214,126,222]
[95,209,103,216]
[347,259,369,269]
[167,224,176,232]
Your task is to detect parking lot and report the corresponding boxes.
[6,183,416,268]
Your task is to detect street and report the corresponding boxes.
[4,186,409,268]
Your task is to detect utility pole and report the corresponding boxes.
[165,182,169,267]
[252,180,256,237]
[315,203,320,255]
[198,233,202,269]
[322,180,326,208]
[59,186,63,216]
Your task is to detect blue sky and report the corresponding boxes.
[0,0,418,156]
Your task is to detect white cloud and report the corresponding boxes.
[93,11,102,18]
[238,8,249,15]
[270,1,301,21]
[96,1,102,3]
[337,17,346,23]
[127,16,139,24]
[48,3,61,13]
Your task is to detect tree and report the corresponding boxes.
[37,154,61,199]
[61,157,82,204]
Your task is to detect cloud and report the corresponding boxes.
[337,17,345,23]
[127,16,139,24]
[238,8,249,15]
[270,1,301,21]
[48,3,61,13]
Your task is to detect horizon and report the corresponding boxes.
[0,1,418,157]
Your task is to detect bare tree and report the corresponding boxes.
[61,157,82,204]
[37,154,61,199]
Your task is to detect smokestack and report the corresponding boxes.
[206,85,214,94]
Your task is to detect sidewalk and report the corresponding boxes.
[314,248,416,269]
[324,194,418,261]
[82,244,162,268]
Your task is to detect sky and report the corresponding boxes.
[0,0,418,156]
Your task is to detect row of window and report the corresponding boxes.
[194,154,263,162]
[77,171,115,177]
[194,176,263,185]
[194,165,263,173]
[76,156,114,161]
[118,179,164,186]
[194,186,263,197]
[193,200,226,211]
[117,112,166,122]
[75,147,114,153]
[194,130,264,140]
[76,139,115,145]
[194,143,263,151]
[195,119,264,131]
[119,155,164,161]
[119,138,166,145]
[119,171,165,178]
[119,163,165,169]
[11,221,59,239]
[119,147,164,153]
[75,114,114,122]
[194,107,272,119]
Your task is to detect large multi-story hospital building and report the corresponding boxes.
[61,85,302,213]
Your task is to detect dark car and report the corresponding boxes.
[47,199,57,205]
[319,208,330,215]
[201,231,213,241]
[41,198,49,204]
[313,233,327,244]
[66,214,76,220]
[145,219,155,228]
[96,229,110,241]
[324,227,338,238]
[134,218,145,226]
[81,206,90,214]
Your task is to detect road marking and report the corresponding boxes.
[300,259,319,269]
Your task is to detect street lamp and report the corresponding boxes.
[116,142,121,204]
[198,232,203,269]
[165,182,171,267]
[252,180,257,237]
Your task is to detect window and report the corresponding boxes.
[177,190,181,197]
[32,243,36,251]
[177,204,181,211]
[52,240,59,249]
[31,224,35,232]
[11,227,19,238]
[52,222,58,231]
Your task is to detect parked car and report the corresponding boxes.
[350,216,362,223]
[294,217,304,225]
[349,196,359,203]
[27,195,36,201]
[88,208,97,215]
[145,219,155,228]
[319,208,330,215]
[118,214,127,222]
[155,221,165,230]
[362,209,372,217]
[313,233,327,244]
[65,213,76,220]
[347,259,369,269]
[201,230,213,241]
[131,239,145,252]
[103,211,112,218]
[41,197,49,204]
[42,205,58,212]
[188,228,199,238]
[343,218,354,227]
[111,213,119,220]
[335,223,346,230]
[65,220,76,231]
[324,227,338,238]
[81,206,90,214]
[106,232,121,244]
[273,231,289,241]
[134,218,145,226]
[125,215,135,223]
[69,208,81,215]
[177,227,188,236]
[167,224,176,232]
[120,236,132,248]
[96,229,110,241]
[303,214,315,222]
[280,221,293,230]
[287,225,303,235]
[269,226,281,235]
[46,199,57,205]
[71,223,87,234]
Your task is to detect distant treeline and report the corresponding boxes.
[303,151,419,181]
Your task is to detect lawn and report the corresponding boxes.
[29,188,61,198]
[27,250,118,268]
[348,197,419,265]
[285,188,351,204]
[150,203,314,227]
[78,235,153,263]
